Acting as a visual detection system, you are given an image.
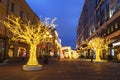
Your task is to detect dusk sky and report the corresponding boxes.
[26,0,85,49]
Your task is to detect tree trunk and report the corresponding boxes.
[95,49,101,62]
[26,44,39,65]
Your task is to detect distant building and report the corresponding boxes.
[38,28,62,57]
[54,30,62,56]
[62,46,72,58]
[76,0,120,59]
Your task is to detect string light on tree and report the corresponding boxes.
[0,15,57,71]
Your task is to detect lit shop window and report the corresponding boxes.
[8,49,13,57]
[8,45,14,57]
[104,33,106,36]
[17,47,26,57]
[111,26,114,32]
[115,23,118,29]
[111,49,114,56]
[90,30,92,35]
[107,28,110,34]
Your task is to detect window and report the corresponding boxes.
[103,30,107,36]
[11,2,14,12]
[107,28,110,34]
[101,3,104,11]
[97,9,100,16]
[111,26,114,32]
[90,29,92,35]
[17,47,26,57]
[117,0,120,6]
[100,3,105,25]
[115,23,118,29]
[96,9,100,27]
[110,6,115,18]
[118,22,120,29]
[106,4,109,20]
[97,0,100,5]
[111,6,115,13]
[20,11,23,18]
[105,0,109,19]
[117,0,120,8]
[106,0,109,4]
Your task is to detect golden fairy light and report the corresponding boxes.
[88,37,105,62]
[0,15,57,70]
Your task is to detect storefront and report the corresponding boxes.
[112,42,120,60]
[8,41,29,58]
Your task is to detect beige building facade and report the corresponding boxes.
[0,0,40,61]
[76,0,120,60]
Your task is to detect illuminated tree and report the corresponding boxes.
[88,37,105,62]
[0,15,57,70]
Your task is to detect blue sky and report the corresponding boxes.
[26,0,84,49]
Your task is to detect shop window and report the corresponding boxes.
[115,23,118,29]
[111,26,114,32]
[118,22,120,29]
[8,45,14,57]
[107,28,110,34]
[17,47,26,57]
[8,49,13,57]
[104,33,106,36]
[103,29,107,36]
[90,29,92,35]
[111,49,115,56]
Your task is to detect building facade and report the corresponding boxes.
[38,28,62,57]
[0,0,40,61]
[76,0,120,59]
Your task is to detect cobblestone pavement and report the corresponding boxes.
[0,58,120,80]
